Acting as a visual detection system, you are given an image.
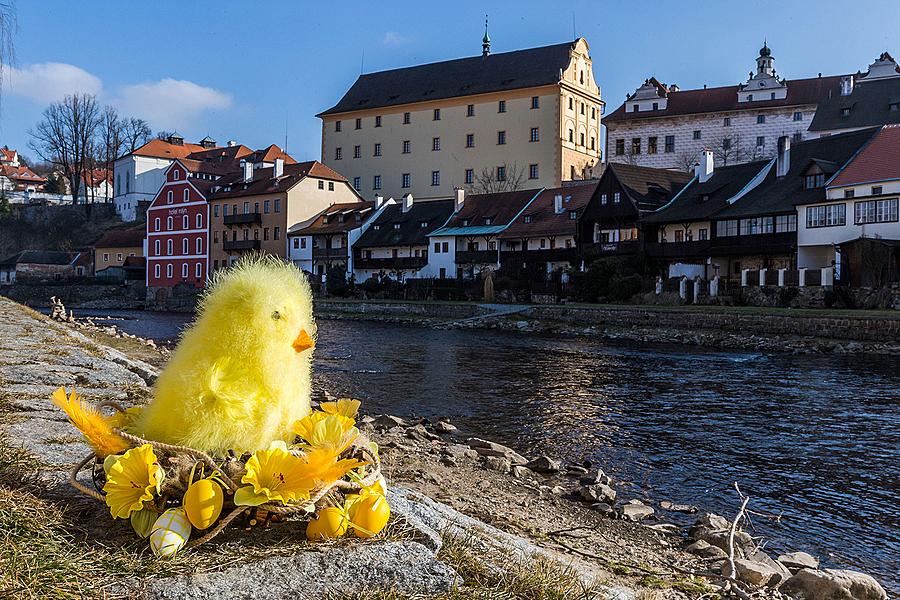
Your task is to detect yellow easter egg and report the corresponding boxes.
[150,508,191,558]
[183,479,224,530]
[348,493,390,538]
[306,506,349,541]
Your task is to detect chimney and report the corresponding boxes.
[274,157,284,178]
[840,75,854,96]
[241,160,253,182]
[374,194,384,209]
[695,150,714,183]
[776,135,791,178]
[454,187,465,212]
[402,193,414,213]
[227,140,237,147]
[554,194,564,214]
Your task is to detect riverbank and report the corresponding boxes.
[0,296,890,599]
[316,299,900,354]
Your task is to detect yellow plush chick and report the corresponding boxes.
[131,255,316,454]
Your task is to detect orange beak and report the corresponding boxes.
[292,329,314,353]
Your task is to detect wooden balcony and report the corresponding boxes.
[710,232,796,256]
[500,248,577,264]
[455,250,499,264]
[312,247,349,260]
[223,239,261,251]
[355,256,428,270]
[224,212,262,226]
[645,240,711,259]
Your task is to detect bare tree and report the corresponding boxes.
[714,134,743,166]
[0,2,16,111]
[122,117,151,153]
[469,162,525,194]
[156,130,174,141]
[675,149,700,173]
[28,93,102,205]
[95,106,124,201]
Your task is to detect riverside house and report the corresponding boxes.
[578,163,691,260]
[425,187,541,279]
[642,128,881,284]
[796,124,900,286]
[93,227,144,279]
[498,182,598,275]
[287,200,376,277]
[352,195,455,282]
[207,160,361,271]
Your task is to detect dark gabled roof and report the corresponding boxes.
[716,128,880,218]
[288,201,375,236]
[318,41,577,116]
[831,125,900,186]
[209,161,349,200]
[0,250,77,266]
[355,199,455,248]
[606,75,845,123]
[433,189,541,235]
[809,77,900,132]
[501,183,598,238]
[93,227,145,249]
[643,160,768,224]
[606,163,693,212]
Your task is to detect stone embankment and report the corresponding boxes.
[317,300,900,354]
[0,295,888,599]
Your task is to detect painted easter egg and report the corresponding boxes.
[348,493,390,538]
[130,507,158,539]
[183,479,224,530]
[150,508,192,558]
[306,506,349,541]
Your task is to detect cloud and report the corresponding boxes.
[114,78,232,130]
[381,31,411,46]
[5,62,103,103]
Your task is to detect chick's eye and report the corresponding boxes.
[271,310,281,321]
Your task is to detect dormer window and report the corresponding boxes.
[804,173,825,189]
[322,215,329,224]
[523,215,533,224]
[394,223,401,229]
[373,224,380,230]
[420,221,428,228]
[841,107,851,117]
[462,219,470,226]
[484,217,492,225]
[568,210,578,220]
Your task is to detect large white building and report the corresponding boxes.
[319,35,603,201]
[605,45,879,170]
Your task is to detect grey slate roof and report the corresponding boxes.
[808,78,900,132]
[318,41,577,116]
[0,250,77,266]
[355,200,455,248]
[715,128,879,219]
[643,161,768,224]
[606,163,693,213]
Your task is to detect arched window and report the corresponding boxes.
[166,264,173,278]
[167,190,173,203]
[182,238,188,254]
[154,217,160,231]
[174,169,180,180]
[166,239,173,255]
[195,263,202,278]
[182,215,189,229]
[183,189,189,202]
[196,213,203,228]
[154,264,160,278]
[154,240,160,255]
[181,263,188,278]
[167,216,173,230]
[196,237,202,254]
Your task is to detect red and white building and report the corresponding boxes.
[145,160,214,298]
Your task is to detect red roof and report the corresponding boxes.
[830,125,900,187]
[289,201,375,235]
[0,164,46,183]
[93,227,145,249]
[606,75,846,123]
[82,168,112,186]
[131,138,208,159]
[208,160,349,200]
[0,148,17,163]
[501,182,599,238]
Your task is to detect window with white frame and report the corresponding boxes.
[738,217,774,235]
[432,137,440,151]
[182,215,189,229]
[716,220,739,237]
[154,239,160,255]
[155,217,160,231]
[465,169,474,184]
[402,173,411,188]
[196,213,203,228]
[196,237,203,253]
[855,198,898,224]
[529,164,539,179]
[166,239,173,255]
[806,203,846,228]
[431,171,440,186]
[496,166,506,181]
[182,263,188,278]
[154,264,161,278]
[530,127,539,142]
[167,190,173,203]
[775,214,797,232]
[613,192,620,203]
[182,238,189,254]
[183,189,189,201]
[373,175,381,190]
[166,264,173,277]
[195,263,202,278]
[167,216,173,230]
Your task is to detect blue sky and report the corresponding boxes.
[2,0,898,163]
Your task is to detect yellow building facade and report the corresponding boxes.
[319,38,603,201]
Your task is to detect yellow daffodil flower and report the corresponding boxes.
[305,446,364,486]
[320,398,361,419]
[294,412,358,451]
[103,444,164,519]
[233,441,316,507]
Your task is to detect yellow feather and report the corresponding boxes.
[131,255,316,454]
[51,387,129,457]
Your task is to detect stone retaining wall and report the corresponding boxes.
[317,300,486,319]
[0,283,145,309]
[528,305,900,343]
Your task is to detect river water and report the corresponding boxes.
[77,310,899,592]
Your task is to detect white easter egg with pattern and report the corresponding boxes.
[150,508,192,558]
